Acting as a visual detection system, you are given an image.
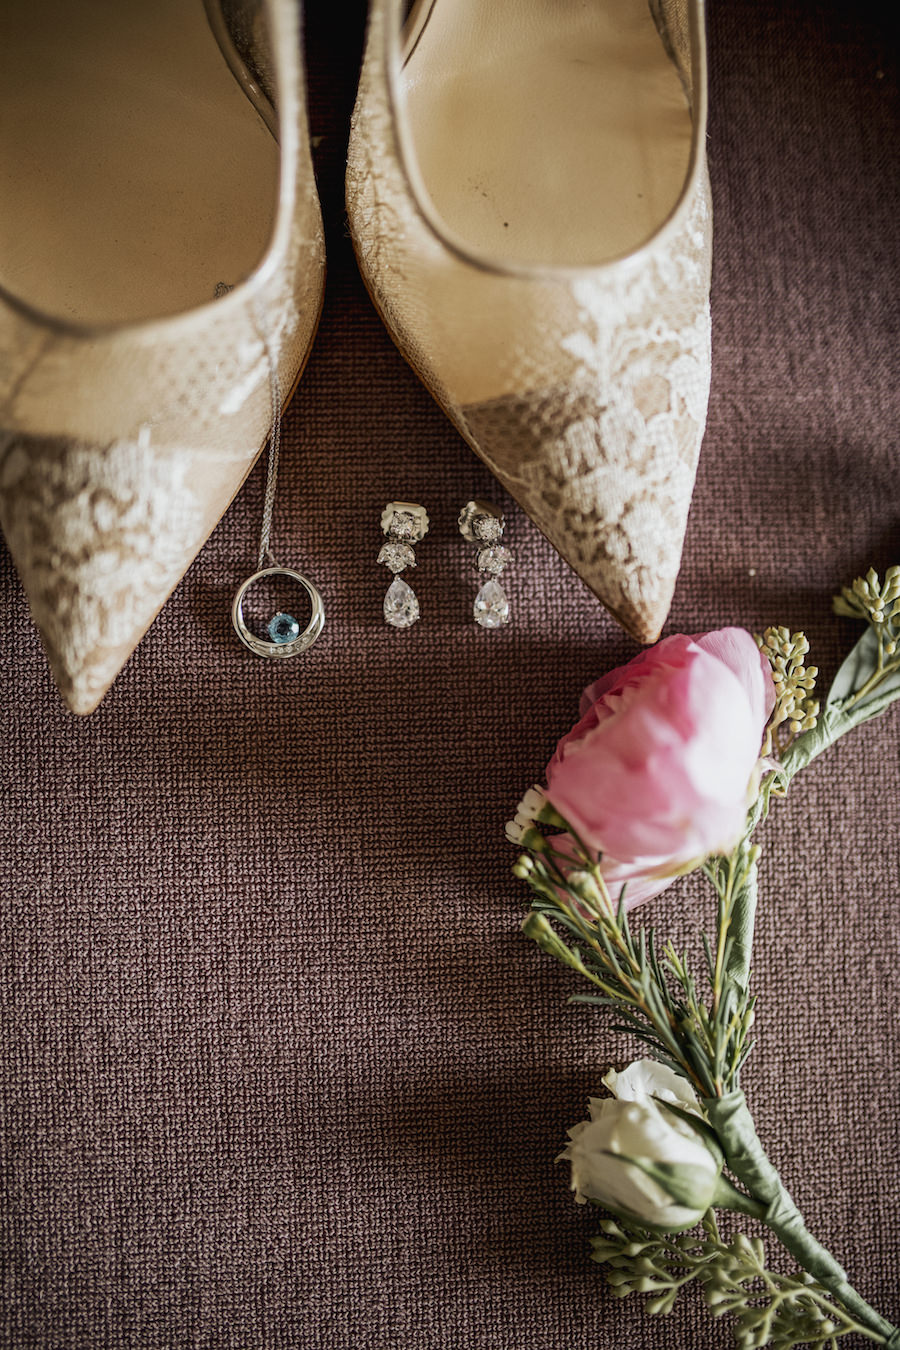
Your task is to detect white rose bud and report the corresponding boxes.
[558,1059,721,1231]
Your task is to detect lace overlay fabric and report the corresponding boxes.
[346,0,712,641]
[0,0,324,713]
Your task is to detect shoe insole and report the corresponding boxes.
[403,0,693,267]
[0,0,279,325]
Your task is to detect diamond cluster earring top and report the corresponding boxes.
[459,500,511,628]
[379,501,429,627]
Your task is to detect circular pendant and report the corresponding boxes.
[231,567,325,659]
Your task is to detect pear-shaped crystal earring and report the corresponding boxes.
[379,502,429,627]
[459,500,511,628]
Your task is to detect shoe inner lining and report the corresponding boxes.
[0,0,279,325]
[402,0,694,267]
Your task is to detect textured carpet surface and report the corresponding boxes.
[2,2,898,1347]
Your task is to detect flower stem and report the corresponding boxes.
[720,688,890,1001]
[705,1091,898,1344]
[711,856,737,1011]
[843,651,900,709]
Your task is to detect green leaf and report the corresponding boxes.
[827,625,900,709]
[601,1151,713,1215]
[655,1100,725,1167]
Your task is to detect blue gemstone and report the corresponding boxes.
[268,612,300,644]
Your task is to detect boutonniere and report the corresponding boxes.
[509,568,900,1349]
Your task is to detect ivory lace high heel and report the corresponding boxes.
[346,0,712,642]
[0,0,325,713]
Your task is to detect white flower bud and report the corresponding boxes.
[558,1059,721,1231]
[517,786,546,820]
[565,869,605,911]
[505,819,525,845]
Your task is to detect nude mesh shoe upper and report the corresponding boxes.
[346,0,712,642]
[0,0,324,713]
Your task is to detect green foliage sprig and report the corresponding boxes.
[519,829,755,1100]
[591,1215,874,1350]
[513,567,900,1349]
[755,629,819,757]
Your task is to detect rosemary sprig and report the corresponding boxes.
[519,829,754,1099]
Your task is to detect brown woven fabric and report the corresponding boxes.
[1,2,898,1347]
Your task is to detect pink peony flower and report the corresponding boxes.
[544,630,776,909]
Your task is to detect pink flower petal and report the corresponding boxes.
[540,628,775,911]
[693,628,776,728]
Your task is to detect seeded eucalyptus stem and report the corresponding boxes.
[719,636,900,1002]
[705,1092,898,1345]
[699,825,900,1344]
[701,606,900,1344]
